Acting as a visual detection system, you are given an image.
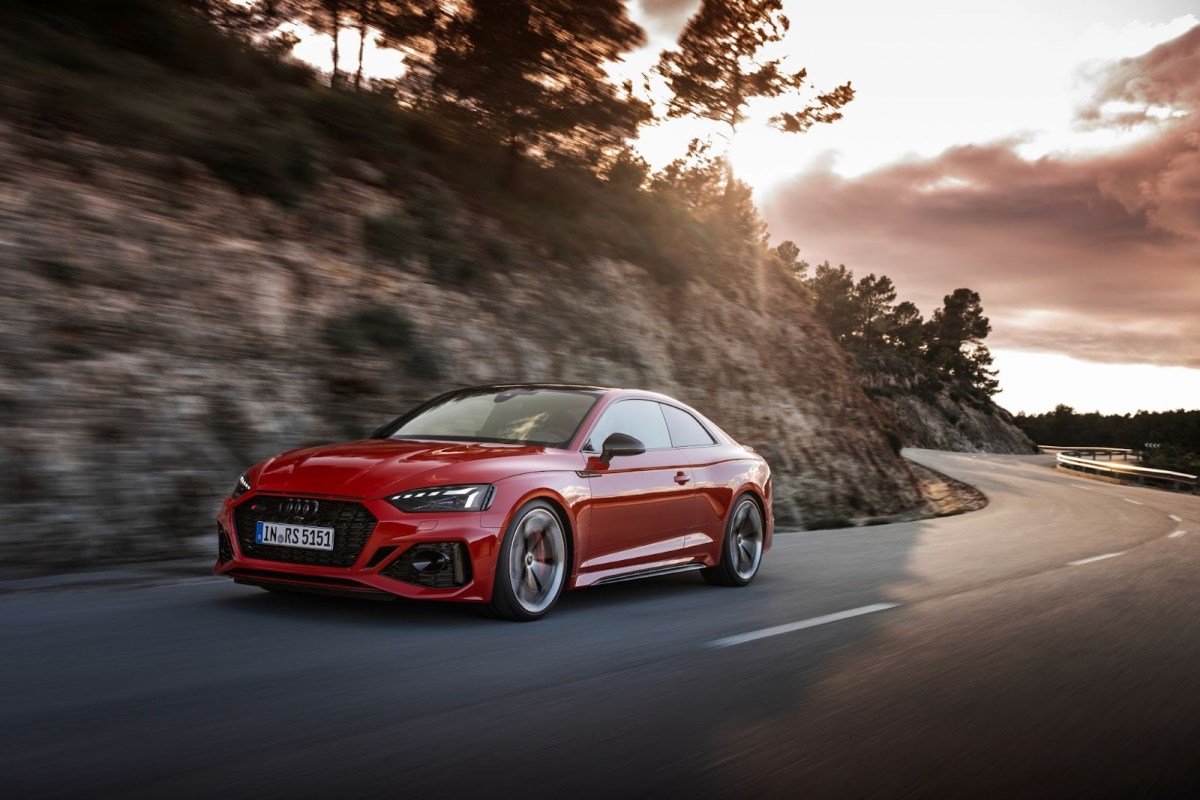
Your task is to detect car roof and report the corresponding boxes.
[458,382,615,393]
[454,384,690,404]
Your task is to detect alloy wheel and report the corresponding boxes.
[729,500,764,580]
[507,507,567,614]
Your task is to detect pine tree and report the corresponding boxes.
[807,262,858,344]
[656,0,853,200]
[886,301,924,353]
[924,288,997,393]
[433,0,650,188]
[853,273,897,346]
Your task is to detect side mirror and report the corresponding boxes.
[600,432,646,464]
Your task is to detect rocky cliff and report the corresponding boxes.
[864,369,1036,454]
[0,124,937,567]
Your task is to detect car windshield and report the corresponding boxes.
[378,387,602,447]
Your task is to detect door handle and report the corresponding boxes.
[674,472,690,485]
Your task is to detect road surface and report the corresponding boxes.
[3,450,1199,798]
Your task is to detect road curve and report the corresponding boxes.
[2,450,1199,798]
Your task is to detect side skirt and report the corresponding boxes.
[591,562,705,586]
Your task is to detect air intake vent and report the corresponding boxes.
[217,524,233,563]
[382,542,472,588]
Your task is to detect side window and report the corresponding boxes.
[585,400,672,451]
[661,404,716,447]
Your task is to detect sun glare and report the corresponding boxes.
[992,349,1200,415]
[287,22,408,81]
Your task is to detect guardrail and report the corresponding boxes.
[1052,450,1197,493]
[1038,445,1137,461]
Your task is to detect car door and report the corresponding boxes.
[660,403,728,554]
[580,399,697,571]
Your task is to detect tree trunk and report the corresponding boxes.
[354,0,368,90]
[330,5,342,88]
[722,117,740,208]
[722,144,736,206]
[724,58,742,208]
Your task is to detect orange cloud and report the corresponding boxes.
[763,24,1200,368]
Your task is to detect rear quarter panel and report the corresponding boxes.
[684,444,773,549]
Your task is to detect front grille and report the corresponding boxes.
[232,495,377,568]
[382,542,472,588]
[217,524,233,563]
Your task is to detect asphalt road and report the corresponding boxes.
[3,450,1199,799]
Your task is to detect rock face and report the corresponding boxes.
[0,124,930,567]
[873,390,1036,454]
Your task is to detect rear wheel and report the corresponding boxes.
[484,500,568,621]
[702,494,764,587]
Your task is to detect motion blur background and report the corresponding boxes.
[1,0,1197,573]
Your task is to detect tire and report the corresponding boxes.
[702,494,765,587]
[484,499,569,621]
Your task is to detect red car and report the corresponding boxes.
[215,384,772,620]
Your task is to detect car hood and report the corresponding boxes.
[252,439,577,499]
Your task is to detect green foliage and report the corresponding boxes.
[434,0,651,186]
[802,263,1000,397]
[363,213,418,265]
[924,289,996,394]
[1,0,327,203]
[182,100,323,204]
[656,0,853,198]
[889,301,925,353]
[603,148,651,191]
[322,306,441,379]
[807,262,857,344]
[406,184,473,283]
[648,139,765,264]
[323,306,414,352]
[772,240,804,277]
[362,198,476,284]
[300,86,415,163]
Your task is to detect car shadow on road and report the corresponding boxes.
[217,586,489,627]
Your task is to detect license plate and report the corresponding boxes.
[255,521,335,551]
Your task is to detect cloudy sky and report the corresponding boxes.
[630,0,1200,414]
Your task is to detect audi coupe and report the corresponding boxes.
[215,384,772,620]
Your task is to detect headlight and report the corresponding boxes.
[387,484,494,513]
[231,472,252,499]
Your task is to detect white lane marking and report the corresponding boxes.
[1169,515,1182,522]
[1169,530,1187,539]
[1123,498,1144,505]
[1069,485,1093,490]
[1068,552,1126,566]
[708,603,900,649]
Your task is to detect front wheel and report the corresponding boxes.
[702,494,764,587]
[484,500,569,621]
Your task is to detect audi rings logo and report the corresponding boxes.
[283,498,320,519]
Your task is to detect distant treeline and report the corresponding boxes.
[1016,406,1200,474]
[770,247,999,398]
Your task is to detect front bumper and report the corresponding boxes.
[214,492,501,603]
